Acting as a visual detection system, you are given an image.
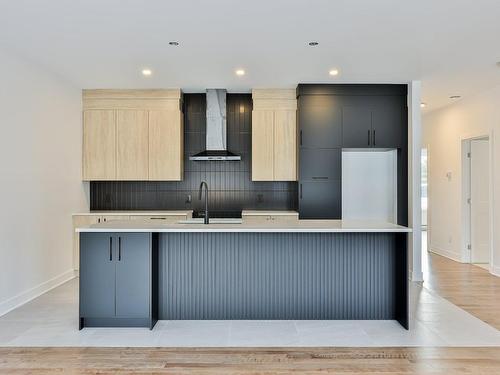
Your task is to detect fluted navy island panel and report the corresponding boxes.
[158,232,408,328]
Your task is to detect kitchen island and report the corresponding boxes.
[76,220,411,330]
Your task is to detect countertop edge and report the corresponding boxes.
[76,228,412,233]
[72,210,193,216]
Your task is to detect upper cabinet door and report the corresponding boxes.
[252,110,275,181]
[274,110,297,181]
[298,95,342,148]
[149,110,184,181]
[342,106,372,148]
[371,97,404,148]
[83,110,116,180]
[116,110,149,180]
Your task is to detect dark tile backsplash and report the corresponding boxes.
[90,93,298,217]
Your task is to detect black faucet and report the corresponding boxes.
[198,181,209,224]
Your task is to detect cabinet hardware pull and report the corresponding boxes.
[118,237,121,261]
[109,237,112,261]
[300,184,303,199]
[150,217,166,220]
[368,130,370,145]
[312,176,328,180]
[373,129,376,146]
[98,218,101,223]
[300,130,303,146]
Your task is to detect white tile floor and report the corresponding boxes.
[1,277,499,347]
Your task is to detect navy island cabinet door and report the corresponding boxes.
[115,233,151,318]
[80,233,116,318]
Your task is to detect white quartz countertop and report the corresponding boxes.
[76,219,412,233]
[72,210,193,216]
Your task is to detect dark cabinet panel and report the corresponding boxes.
[300,148,341,181]
[80,232,156,328]
[115,233,151,318]
[371,97,404,148]
[298,95,342,148]
[342,106,372,148]
[80,233,116,318]
[299,180,341,219]
[297,84,408,223]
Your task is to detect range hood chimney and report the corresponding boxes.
[189,89,241,161]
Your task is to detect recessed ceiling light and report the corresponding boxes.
[142,69,152,76]
[308,41,319,46]
[169,41,179,46]
[329,69,339,76]
[420,103,427,108]
[449,95,461,99]
[235,69,245,76]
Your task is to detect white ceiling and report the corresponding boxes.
[1,0,499,111]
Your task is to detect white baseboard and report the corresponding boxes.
[411,270,424,282]
[429,246,463,263]
[491,264,500,277]
[0,269,76,317]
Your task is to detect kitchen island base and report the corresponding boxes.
[159,232,408,328]
[78,228,409,330]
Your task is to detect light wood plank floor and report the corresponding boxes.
[0,347,499,374]
[424,252,500,329]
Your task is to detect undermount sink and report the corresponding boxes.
[178,218,243,224]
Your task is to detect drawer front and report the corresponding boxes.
[129,215,187,223]
[243,214,298,225]
[300,148,341,181]
[101,215,130,223]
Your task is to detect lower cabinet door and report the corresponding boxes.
[80,233,116,318]
[299,180,341,219]
[115,233,151,318]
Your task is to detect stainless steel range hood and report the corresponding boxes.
[189,89,241,161]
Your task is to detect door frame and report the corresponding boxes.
[422,145,431,255]
[461,131,494,266]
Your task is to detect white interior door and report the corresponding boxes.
[470,139,490,263]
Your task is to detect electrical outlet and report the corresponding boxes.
[185,194,192,204]
[448,236,453,244]
[257,194,264,204]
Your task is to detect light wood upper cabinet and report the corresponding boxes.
[252,110,275,181]
[82,89,183,181]
[149,110,183,181]
[116,110,149,180]
[274,110,297,181]
[251,89,297,181]
[83,110,116,180]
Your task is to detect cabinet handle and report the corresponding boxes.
[300,130,303,146]
[312,176,328,180]
[373,129,376,146]
[109,237,112,261]
[150,217,166,220]
[368,130,371,146]
[98,218,101,223]
[300,184,303,199]
[118,237,121,261]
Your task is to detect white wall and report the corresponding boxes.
[423,84,500,276]
[0,49,88,315]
